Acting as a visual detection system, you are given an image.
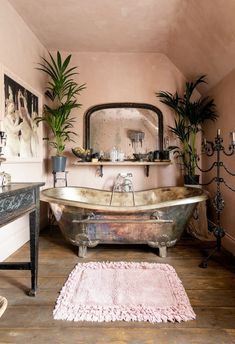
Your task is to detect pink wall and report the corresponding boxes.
[0,1,47,260]
[0,3,191,259]
[203,68,235,255]
[53,52,186,190]
[0,2,187,259]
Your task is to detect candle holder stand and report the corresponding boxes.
[197,131,235,268]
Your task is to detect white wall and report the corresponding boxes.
[0,1,47,261]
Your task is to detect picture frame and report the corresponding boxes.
[0,65,43,162]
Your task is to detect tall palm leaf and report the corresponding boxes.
[156,75,218,176]
[36,51,86,155]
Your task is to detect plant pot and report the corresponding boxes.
[51,156,67,172]
[184,174,200,186]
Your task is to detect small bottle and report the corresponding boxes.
[110,147,117,162]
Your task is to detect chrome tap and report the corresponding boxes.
[110,173,135,205]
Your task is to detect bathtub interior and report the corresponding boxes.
[41,186,206,208]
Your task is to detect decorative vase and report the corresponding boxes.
[51,156,67,172]
[184,174,200,186]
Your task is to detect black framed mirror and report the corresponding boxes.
[84,102,163,160]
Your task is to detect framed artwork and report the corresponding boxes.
[0,66,42,162]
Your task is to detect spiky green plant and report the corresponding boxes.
[156,75,218,176]
[36,51,86,155]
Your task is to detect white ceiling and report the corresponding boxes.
[8,0,235,92]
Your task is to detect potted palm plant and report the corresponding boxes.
[36,51,86,172]
[156,75,218,185]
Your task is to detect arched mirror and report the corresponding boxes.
[84,102,163,160]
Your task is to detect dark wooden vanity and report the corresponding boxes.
[0,182,44,296]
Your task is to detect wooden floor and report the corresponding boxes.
[0,226,235,344]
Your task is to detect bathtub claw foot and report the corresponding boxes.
[77,239,100,258]
[148,235,177,258]
[78,245,87,258]
[148,241,168,257]
[158,246,167,258]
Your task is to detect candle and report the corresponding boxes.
[217,129,221,136]
[232,131,235,144]
[203,138,207,145]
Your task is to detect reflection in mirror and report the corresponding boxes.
[84,103,163,161]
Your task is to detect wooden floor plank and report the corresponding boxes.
[1,275,235,291]
[0,328,235,344]
[1,288,235,309]
[1,306,235,329]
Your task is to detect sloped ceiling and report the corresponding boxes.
[8,0,235,93]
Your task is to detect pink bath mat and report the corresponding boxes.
[53,261,195,323]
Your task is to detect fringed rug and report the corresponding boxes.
[53,261,195,323]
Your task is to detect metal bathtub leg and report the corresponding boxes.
[158,246,167,258]
[148,235,177,258]
[77,240,100,258]
[78,245,87,258]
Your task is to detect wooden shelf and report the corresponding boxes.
[73,160,172,177]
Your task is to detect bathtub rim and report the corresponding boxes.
[40,186,208,213]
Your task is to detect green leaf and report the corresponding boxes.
[36,51,86,155]
[156,74,218,175]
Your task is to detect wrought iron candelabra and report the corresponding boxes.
[198,129,235,268]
